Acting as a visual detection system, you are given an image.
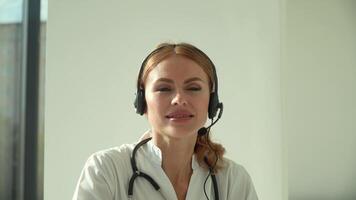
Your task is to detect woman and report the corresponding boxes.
[73,43,258,200]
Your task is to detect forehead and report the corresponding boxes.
[145,55,209,84]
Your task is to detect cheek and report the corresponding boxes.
[145,100,159,125]
[146,96,156,113]
[145,94,166,117]
[200,97,210,113]
[199,92,210,105]
[192,95,210,115]
[146,100,159,113]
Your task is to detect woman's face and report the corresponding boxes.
[144,55,210,139]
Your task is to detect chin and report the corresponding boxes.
[163,126,198,139]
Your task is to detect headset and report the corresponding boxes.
[133,44,222,120]
[130,44,223,200]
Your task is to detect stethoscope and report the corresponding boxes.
[127,137,219,200]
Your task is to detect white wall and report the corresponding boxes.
[283,0,356,199]
[45,0,283,199]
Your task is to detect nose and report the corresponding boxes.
[171,91,188,106]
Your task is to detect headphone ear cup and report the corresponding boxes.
[208,93,219,119]
[134,89,146,115]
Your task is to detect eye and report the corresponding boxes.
[157,87,171,92]
[186,83,202,91]
[188,87,201,91]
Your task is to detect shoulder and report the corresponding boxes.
[73,143,137,199]
[81,143,136,180]
[77,144,136,189]
[219,158,252,181]
[85,143,134,168]
[217,158,258,199]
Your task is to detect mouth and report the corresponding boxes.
[165,110,194,121]
[165,114,194,119]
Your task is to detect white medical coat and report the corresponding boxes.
[72,140,258,200]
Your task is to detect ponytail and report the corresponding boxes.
[194,133,225,173]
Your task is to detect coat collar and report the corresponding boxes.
[138,131,200,171]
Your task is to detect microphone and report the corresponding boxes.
[198,103,223,136]
[198,127,209,136]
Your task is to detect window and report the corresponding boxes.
[0,0,46,199]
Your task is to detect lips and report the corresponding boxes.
[166,110,194,119]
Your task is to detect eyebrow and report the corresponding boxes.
[155,77,205,84]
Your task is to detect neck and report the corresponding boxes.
[151,131,196,185]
